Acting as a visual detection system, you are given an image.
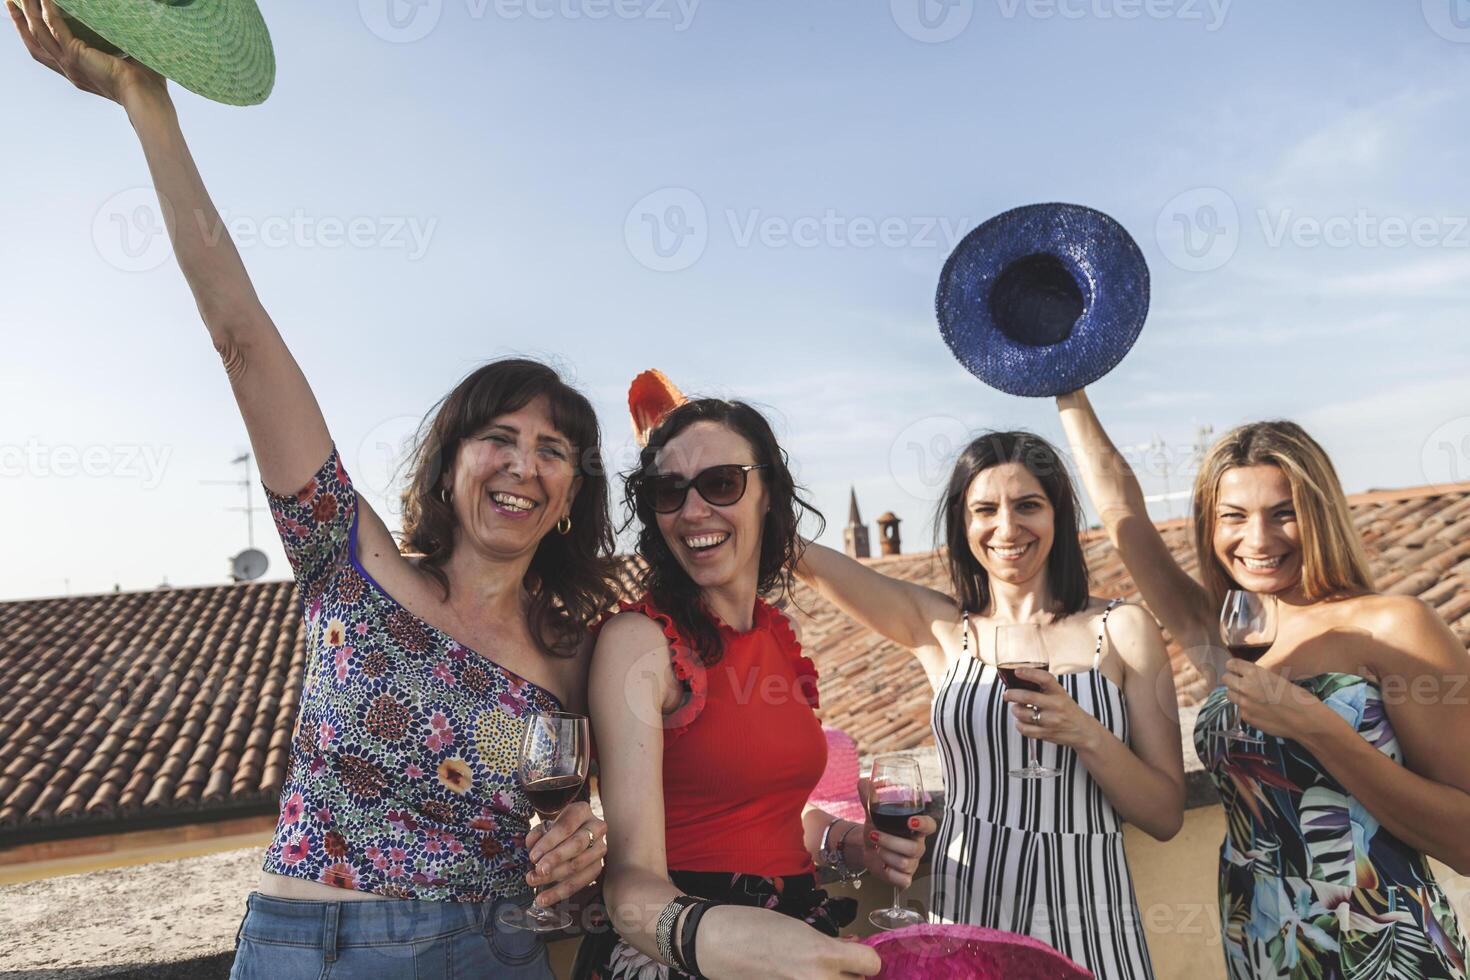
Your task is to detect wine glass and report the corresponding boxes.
[867,754,926,930]
[996,623,1061,780]
[1219,591,1277,747]
[497,710,590,932]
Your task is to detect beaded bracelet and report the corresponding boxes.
[834,821,865,888]
[819,816,845,864]
[655,896,702,969]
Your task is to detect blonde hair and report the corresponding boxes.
[1191,421,1373,610]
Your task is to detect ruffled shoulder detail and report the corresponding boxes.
[616,595,708,742]
[753,600,821,710]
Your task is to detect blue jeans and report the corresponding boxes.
[228,892,553,980]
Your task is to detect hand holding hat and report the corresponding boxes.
[9,0,164,105]
[936,203,1150,397]
[8,0,274,106]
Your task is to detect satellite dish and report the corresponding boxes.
[231,548,269,582]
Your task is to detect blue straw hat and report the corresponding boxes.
[936,203,1149,398]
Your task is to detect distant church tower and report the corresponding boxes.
[843,487,871,559]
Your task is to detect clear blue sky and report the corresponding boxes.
[3,0,1469,599]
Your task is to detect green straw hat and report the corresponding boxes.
[14,0,275,106]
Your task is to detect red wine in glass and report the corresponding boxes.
[1219,591,1277,747]
[498,710,590,933]
[997,662,1047,693]
[869,802,924,839]
[996,625,1061,780]
[1226,642,1272,663]
[522,773,584,821]
[867,755,925,930]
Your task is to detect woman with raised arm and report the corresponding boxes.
[580,399,936,980]
[1056,388,1470,979]
[798,430,1185,979]
[11,7,612,977]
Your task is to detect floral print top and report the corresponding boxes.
[1194,673,1467,979]
[260,448,562,901]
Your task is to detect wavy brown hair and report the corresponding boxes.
[625,399,825,666]
[1192,420,1373,611]
[936,431,1091,617]
[399,358,618,656]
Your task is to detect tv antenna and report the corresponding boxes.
[204,451,270,582]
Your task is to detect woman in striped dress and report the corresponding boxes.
[798,430,1185,978]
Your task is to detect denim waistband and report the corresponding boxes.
[238,891,533,960]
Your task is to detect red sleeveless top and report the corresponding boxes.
[622,595,827,876]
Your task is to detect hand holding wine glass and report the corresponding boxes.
[866,754,927,930]
[996,623,1062,780]
[499,709,591,932]
[1219,590,1277,747]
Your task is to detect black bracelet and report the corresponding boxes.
[656,896,702,969]
[677,898,715,977]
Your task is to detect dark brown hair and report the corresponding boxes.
[936,430,1090,617]
[399,358,618,656]
[626,399,824,665]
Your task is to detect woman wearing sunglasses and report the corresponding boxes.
[576,399,936,980]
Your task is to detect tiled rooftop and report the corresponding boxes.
[2,482,1468,840]
[0,581,303,839]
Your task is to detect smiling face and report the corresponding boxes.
[442,394,580,561]
[652,421,767,594]
[1211,464,1302,595]
[964,462,1056,589]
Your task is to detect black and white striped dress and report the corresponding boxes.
[928,600,1155,979]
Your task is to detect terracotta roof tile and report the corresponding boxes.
[0,580,304,840]
[2,481,1468,839]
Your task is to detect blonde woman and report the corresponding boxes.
[1057,389,1470,979]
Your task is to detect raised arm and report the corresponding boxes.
[1055,389,1217,664]
[590,613,879,980]
[796,541,958,676]
[12,1,331,494]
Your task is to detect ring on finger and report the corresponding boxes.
[1030,704,1042,725]
[584,827,596,850]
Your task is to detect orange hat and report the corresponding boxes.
[628,369,687,447]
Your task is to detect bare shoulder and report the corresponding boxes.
[1095,598,1161,641]
[594,610,673,661]
[1351,593,1465,668]
[1095,598,1167,667]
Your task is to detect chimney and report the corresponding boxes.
[842,487,871,559]
[875,512,901,556]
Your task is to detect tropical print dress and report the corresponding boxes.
[1194,672,1468,979]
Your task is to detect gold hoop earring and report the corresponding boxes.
[557,515,573,535]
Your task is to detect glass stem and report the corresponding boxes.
[891,885,903,912]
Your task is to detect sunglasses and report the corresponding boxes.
[641,463,770,514]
